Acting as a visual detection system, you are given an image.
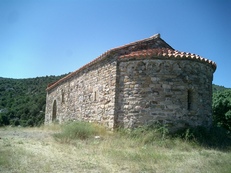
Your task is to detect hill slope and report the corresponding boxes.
[0,75,65,126]
[213,84,231,93]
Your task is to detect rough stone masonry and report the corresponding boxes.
[45,34,216,131]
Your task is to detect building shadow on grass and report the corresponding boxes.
[172,126,231,151]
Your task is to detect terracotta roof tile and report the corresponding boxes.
[119,48,217,70]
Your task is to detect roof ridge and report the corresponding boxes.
[119,48,217,70]
[106,33,172,53]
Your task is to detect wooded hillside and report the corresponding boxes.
[0,75,65,126]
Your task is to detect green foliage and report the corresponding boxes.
[53,121,101,143]
[116,123,231,150]
[0,75,65,127]
[117,123,169,145]
[173,126,231,150]
[212,89,231,132]
[0,114,9,126]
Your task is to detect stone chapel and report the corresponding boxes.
[45,34,216,131]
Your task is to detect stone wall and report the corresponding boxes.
[116,58,214,130]
[45,55,215,131]
[45,34,216,131]
[45,56,118,129]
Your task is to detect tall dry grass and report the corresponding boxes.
[0,122,231,172]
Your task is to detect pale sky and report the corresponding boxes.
[0,0,231,88]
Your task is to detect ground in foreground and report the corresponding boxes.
[0,124,231,173]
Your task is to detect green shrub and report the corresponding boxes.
[213,90,231,132]
[53,121,101,143]
[26,119,34,127]
[117,123,169,145]
[173,126,231,150]
[0,114,9,126]
[116,123,231,150]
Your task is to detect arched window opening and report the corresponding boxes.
[52,100,57,121]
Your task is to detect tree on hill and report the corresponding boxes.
[213,89,231,132]
[0,75,65,127]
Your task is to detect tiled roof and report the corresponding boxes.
[119,48,217,70]
[46,34,216,91]
[47,34,166,91]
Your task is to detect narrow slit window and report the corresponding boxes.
[94,91,97,101]
[187,90,192,110]
[61,90,65,103]
[52,100,57,121]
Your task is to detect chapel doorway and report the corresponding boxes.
[52,100,57,121]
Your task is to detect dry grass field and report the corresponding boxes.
[0,123,231,173]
